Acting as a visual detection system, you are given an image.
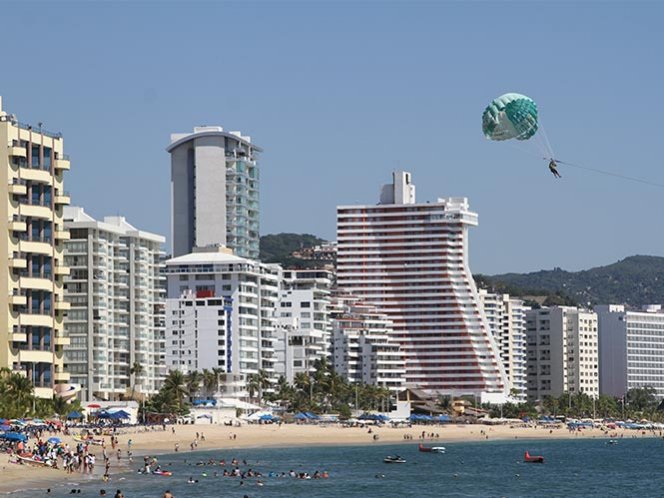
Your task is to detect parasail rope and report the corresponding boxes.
[554,160,664,189]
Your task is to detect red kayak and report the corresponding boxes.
[524,451,544,463]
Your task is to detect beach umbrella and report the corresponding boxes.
[47,437,62,445]
[112,410,131,419]
[96,411,111,419]
[259,414,274,421]
[67,411,83,420]
[294,413,308,420]
[1,432,27,442]
[0,424,11,432]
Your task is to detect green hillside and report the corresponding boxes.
[259,233,327,268]
[481,255,664,306]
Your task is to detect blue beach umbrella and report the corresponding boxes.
[1,432,27,442]
[67,411,83,420]
[47,437,62,445]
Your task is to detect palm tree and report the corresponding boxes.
[163,370,188,411]
[185,370,203,400]
[6,372,34,418]
[247,374,260,403]
[202,369,218,398]
[129,362,145,401]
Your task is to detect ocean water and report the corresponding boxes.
[12,437,664,497]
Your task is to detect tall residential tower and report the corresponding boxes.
[336,171,508,402]
[62,207,166,401]
[167,126,261,259]
[0,96,72,398]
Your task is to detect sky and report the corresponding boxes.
[3,1,663,274]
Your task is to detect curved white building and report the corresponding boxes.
[336,172,508,402]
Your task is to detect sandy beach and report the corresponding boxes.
[1,422,654,494]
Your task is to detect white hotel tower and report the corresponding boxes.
[336,172,509,402]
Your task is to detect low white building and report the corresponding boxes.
[331,294,406,393]
[596,304,664,399]
[526,307,599,401]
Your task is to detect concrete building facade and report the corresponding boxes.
[62,207,166,401]
[0,97,72,398]
[596,304,664,399]
[164,246,280,385]
[331,293,406,393]
[336,171,508,402]
[525,307,599,401]
[479,290,528,400]
[167,126,261,259]
[273,269,333,383]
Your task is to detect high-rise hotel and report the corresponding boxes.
[336,172,509,402]
[0,96,72,398]
[167,126,261,259]
[62,207,165,401]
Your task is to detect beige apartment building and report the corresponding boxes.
[0,96,72,398]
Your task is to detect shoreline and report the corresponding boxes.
[1,423,658,494]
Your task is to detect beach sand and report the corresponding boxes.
[0,423,652,494]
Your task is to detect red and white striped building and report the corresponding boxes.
[336,172,509,402]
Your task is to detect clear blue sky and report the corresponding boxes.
[4,1,663,274]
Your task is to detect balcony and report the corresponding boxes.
[17,349,53,363]
[55,230,70,241]
[11,331,27,342]
[54,335,70,346]
[8,182,27,195]
[20,204,53,220]
[54,192,71,205]
[8,219,27,232]
[55,301,71,311]
[9,146,27,158]
[55,157,70,171]
[19,167,52,183]
[54,371,70,382]
[19,276,53,291]
[9,294,27,306]
[20,314,53,327]
[54,265,70,276]
[19,240,52,255]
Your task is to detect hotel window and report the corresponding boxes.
[31,144,40,168]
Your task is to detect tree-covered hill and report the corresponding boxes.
[479,255,664,306]
[259,233,327,268]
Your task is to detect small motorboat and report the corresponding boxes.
[418,444,445,453]
[384,455,407,464]
[524,451,544,463]
[608,440,618,445]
